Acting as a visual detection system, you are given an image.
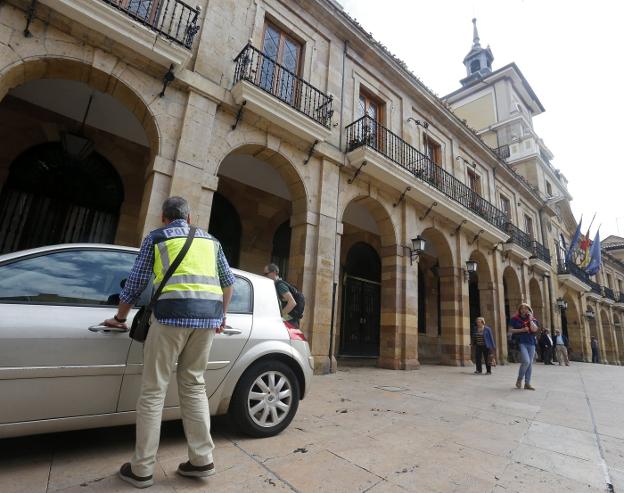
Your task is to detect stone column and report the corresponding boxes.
[378,245,402,369]
[306,158,340,374]
[594,304,609,364]
[492,250,508,363]
[439,266,470,366]
[168,91,219,228]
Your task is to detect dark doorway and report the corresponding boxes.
[468,274,481,330]
[340,242,381,356]
[0,142,123,254]
[270,220,291,281]
[561,308,568,340]
[208,192,241,267]
[418,264,426,334]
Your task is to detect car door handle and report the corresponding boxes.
[222,326,242,335]
[88,324,128,333]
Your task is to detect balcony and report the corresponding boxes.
[492,144,510,160]
[557,260,591,293]
[41,0,201,68]
[603,286,616,304]
[615,293,624,310]
[586,279,603,301]
[345,116,509,243]
[231,44,333,143]
[502,224,551,269]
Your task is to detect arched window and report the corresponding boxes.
[470,59,481,73]
[0,142,123,253]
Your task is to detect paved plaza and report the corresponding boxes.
[1,362,623,493]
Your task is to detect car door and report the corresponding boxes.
[118,275,253,411]
[0,247,138,424]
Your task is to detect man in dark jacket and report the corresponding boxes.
[539,329,554,365]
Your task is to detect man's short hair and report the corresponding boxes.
[265,263,280,274]
[162,196,190,221]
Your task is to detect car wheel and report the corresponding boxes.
[230,359,300,438]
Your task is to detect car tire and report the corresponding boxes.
[229,359,300,438]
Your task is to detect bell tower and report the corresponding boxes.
[460,18,494,86]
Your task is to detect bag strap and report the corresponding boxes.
[148,225,197,309]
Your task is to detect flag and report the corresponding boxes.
[565,218,582,263]
[579,233,591,268]
[585,229,601,276]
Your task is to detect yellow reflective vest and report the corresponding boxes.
[152,225,224,320]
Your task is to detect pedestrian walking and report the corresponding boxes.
[103,196,235,489]
[472,317,496,374]
[591,336,600,363]
[510,303,539,390]
[539,329,554,365]
[553,329,570,366]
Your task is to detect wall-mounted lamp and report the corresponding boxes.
[404,235,426,265]
[407,117,429,129]
[584,309,595,320]
[464,259,478,281]
[556,297,568,310]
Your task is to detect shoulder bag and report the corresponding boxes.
[129,226,196,343]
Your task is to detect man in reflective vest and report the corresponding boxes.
[105,196,234,489]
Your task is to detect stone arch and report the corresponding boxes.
[337,195,400,367]
[0,57,163,247]
[614,311,624,363]
[528,278,545,328]
[0,57,160,157]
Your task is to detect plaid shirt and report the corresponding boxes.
[120,219,235,328]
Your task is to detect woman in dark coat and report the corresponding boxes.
[473,317,496,374]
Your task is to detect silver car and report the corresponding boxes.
[0,244,313,439]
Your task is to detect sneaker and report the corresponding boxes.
[119,463,153,489]
[177,461,215,478]
[524,383,536,391]
[515,380,522,389]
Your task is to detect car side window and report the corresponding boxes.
[0,249,138,306]
[227,276,253,314]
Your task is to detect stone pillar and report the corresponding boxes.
[399,253,420,370]
[439,266,470,366]
[492,251,508,363]
[594,304,609,364]
[306,159,340,374]
[378,246,402,369]
[168,91,218,228]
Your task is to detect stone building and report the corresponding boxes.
[0,0,621,372]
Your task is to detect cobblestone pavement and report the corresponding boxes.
[1,362,623,493]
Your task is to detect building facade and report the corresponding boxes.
[0,0,621,371]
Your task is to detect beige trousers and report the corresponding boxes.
[131,319,215,476]
[555,345,569,365]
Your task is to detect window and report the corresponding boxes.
[357,89,384,148]
[606,274,613,289]
[0,249,139,306]
[470,60,481,73]
[546,181,553,196]
[227,276,253,314]
[423,135,442,165]
[524,215,534,238]
[467,169,481,195]
[260,23,303,104]
[113,1,159,23]
[500,195,511,221]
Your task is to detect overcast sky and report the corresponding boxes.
[339,0,623,239]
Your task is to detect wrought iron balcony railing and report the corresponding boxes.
[604,286,616,301]
[619,292,624,304]
[492,144,510,160]
[233,44,333,128]
[531,240,551,264]
[345,115,509,231]
[505,223,533,252]
[587,279,602,296]
[102,0,201,48]
[558,260,592,286]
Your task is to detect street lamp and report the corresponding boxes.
[464,259,478,281]
[556,297,568,310]
[405,235,426,265]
